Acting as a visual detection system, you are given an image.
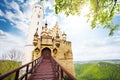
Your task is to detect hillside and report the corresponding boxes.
[0,60,21,80]
[75,61,120,80]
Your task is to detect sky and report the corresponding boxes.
[0,0,120,61]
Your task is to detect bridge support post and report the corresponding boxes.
[25,65,29,80]
[31,62,34,73]
[61,68,63,79]
[15,70,19,80]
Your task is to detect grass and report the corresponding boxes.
[0,60,21,80]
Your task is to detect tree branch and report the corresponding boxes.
[109,0,117,17]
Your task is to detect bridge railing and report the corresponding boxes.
[0,57,43,80]
[51,57,76,80]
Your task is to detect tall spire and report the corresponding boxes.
[45,20,47,28]
[56,31,60,38]
[34,28,38,37]
[55,22,58,27]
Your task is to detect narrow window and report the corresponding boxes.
[37,22,39,25]
[38,15,40,18]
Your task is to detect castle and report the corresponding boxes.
[23,3,75,75]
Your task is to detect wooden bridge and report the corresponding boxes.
[0,48,76,80]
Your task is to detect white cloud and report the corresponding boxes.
[0,30,25,56]
[2,0,33,33]
[10,1,20,12]
[0,9,4,16]
[0,30,6,36]
[43,0,54,10]
[0,18,6,22]
[18,0,24,3]
[73,36,120,61]
[44,13,57,28]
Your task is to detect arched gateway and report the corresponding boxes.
[41,47,51,59]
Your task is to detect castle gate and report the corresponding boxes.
[41,47,51,59]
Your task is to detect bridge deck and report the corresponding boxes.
[29,58,57,80]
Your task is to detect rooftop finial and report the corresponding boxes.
[45,20,47,28]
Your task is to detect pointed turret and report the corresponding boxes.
[54,22,59,29]
[33,28,39,46]
[56,31,60,39]
[34,28,39,37]
[62,32,67,41]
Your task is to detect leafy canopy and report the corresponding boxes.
[41,0,120,35]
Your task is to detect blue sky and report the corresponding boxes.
[0,0,120,61]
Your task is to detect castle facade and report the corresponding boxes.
[23,3,75,76]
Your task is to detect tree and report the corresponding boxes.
[41,0,120,35]
[0,49,22,75]
[2,53,7,60]
[2,49,23,61]
[8,49,23,61]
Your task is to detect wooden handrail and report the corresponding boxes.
[0,57,43,80]
[0,56,76,80]
[51,57,76,80]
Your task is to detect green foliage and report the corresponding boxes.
[0,60,21,80]
[64,75,69,80]
[54,0,87,16]
[75,62,120,80]
[40,0,120,35]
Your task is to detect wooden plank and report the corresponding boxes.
[29,58,57,80]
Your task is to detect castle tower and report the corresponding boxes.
[22,3,44,64]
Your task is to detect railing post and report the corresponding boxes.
[35,59,37,65]
[55,64,59,79]
[61,68,63,79]
[15,70,19,80]
[31,62,34,73]
[25,65,29,80]
[57,64,59,79]
[52,57,77,80]
[35,60,37,68]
